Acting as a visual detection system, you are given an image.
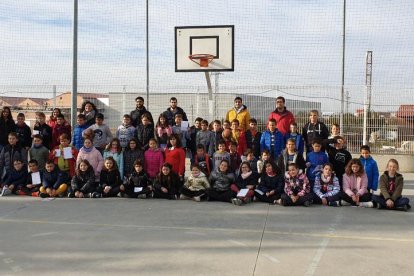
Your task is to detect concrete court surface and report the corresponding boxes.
[0,181,413,276]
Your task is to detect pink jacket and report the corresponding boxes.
[76,147,104,179]
[144,148,164,179]
[343,173,368,197]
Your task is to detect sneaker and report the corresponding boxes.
[180,194,189,200]
[193,196,201,202]
[231,198,243,206]
[328,201,339,207]
[137,194,147,199]
[303,201,311,207]
[117,192,124,198]
[91,192,101,198]
[40,193,48,198]
[1,188,11,196]
[359,201,374,208]
[67,192,75,198]
[274,199,282,205]
[340,200,352,206]
[17,190,27,196]
[31,191,39,197]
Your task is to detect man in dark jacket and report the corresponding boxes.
[163,97,188,126]
[130,96,153,127]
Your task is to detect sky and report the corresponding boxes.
[1,0,414,106]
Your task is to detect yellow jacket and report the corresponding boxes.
[225,105,251,131]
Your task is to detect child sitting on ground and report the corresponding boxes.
[122,160,152,199]
[280,163,312,207]
[313,163,341,207]
[371,159,411,211]
[180,164,210,202]
[40,160,70,198]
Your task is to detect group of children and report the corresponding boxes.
[0,104,411,211]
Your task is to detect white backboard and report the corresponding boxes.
[175,25,234,72]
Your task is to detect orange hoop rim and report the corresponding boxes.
[188,54,215,67]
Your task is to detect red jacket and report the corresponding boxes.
[164,147,186,176]
[268,108,295,136]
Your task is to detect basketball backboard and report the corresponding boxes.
[175,25,234,72]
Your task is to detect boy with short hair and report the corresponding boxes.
[191,144,213,177]
[117,114,136,149]
[17,159,43,196]
[359,145,379,192]
[28,134,49,171]
[260,118,284,160]
[212,140,230,171]
[284,122,304,156]
[34,112,52,150]
[229,141,242,174]
[196,120,215,156]
[211,120,223,154]
[86,113,113,154]
[302,110,329,153]
[0,159,28,196]
[323,136,352,188]
[72,114,88,150]
[15,113,32,150]
[171,114,190,149]
[305,138,328,189]
[40,160,69,198]
[51,114,72,149]
[189,117,203,156]
[245,118,262,159]
[241,149,258,173]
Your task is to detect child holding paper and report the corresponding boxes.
[40,160,69,198]
[17,159,43,196]
[122,160,152,198]
[231,161,259,206]
[49,134,78,177]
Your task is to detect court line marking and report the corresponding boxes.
[1,217,414,243]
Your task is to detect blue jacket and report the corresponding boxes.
[4,168,28,188]
[284,133,304,155]
[43,167,70,190]
[72,124,88,150]
[260,130,284,158]
[359,156,379,191]
[306,151,328,181]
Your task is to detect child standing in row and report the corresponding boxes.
[123,138,143,178]
[116,114,136,150]
[29,134,49,171]
[103,138,124,179]
[144,138,164,180]
[72,114,88,150]
[359,145,379,192]
[306,139,328,189]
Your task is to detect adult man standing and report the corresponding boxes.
[163,97,188,126]
[225,97,251,131]
[267,96,295,136]
[130,96,153,127]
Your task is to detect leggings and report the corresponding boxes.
[281,193,314,206]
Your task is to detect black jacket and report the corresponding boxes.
[245,130,262,158]
[130,106,154,127]
[100,170,122,190]
[135,124,154,151]
[302,121,329,149]
[34,122,52,149]
[163,107,188,126]
[0,144,27,173]
[0,118,16,146]
[71,170,96,193]
[42,167,70,189]
[15,123,32,148]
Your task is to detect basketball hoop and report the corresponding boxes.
[189,54,215,68]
